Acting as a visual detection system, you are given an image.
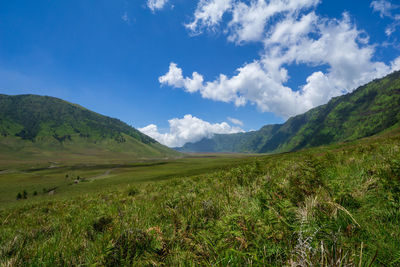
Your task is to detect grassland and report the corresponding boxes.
[0,153,257,207]
[1,129,400,266]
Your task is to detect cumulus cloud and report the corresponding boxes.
[147,0,169,12]
[227,117,244,126]
[138,114,244,147]
[391,56,400,70]
[160,0,400,118]
[227,0,320,43]
[186,0,320,43]
[186,0,233,33]
[159,63,203,93]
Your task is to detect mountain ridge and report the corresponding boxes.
[177,70,400,153]
[0,94,180,162]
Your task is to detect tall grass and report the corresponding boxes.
[1,130,400,266]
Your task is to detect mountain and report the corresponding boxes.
[0,94,180,162]
[177,70,400,153]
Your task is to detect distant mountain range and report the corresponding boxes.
[2,70,400,160]
[0,94,180,162]
[176,70,400,153]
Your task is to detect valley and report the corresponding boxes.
[1,127,399,265]
[0,154,257,207]
[1,72,400,265]
[2,1,400,265]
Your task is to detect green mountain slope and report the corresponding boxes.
[0,94,180,163]
[178,70,400,153]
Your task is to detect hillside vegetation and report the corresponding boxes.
[1,128,400,266]
[178,71,400,153]
[0,94,179,163]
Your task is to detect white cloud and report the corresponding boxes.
[371,0,396,18]
[391,56,400,71]
[371,0,400,35]
[186,0,233,33]
[186,0,320,43]
[161,1,400,118]
[147,0,169,12]
[385,23,397,36]
[138,114,244,147]
[227,0,320,43]
[227,117,244,126]
[159,63,203,93]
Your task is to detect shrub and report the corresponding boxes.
[127,186,139,196]
[93,216,112,233]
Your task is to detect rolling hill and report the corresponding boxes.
[0,94,180,163]
[177,70,400,153]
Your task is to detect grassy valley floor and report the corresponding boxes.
[1,129,400,266]
[0,154,257,208]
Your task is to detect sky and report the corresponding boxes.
[0,0,400,147]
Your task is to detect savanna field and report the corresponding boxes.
[1,129,400,266]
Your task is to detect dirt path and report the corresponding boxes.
[89,169,116,181]
[0,170,11,174]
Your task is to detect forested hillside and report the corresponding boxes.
[178,71,400,153]
[0,94,180,162]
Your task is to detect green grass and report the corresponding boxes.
[0,154,258,207]
[1,129,400,266]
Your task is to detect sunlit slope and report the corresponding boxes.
[178,70,400,153]
[0,94,180,163]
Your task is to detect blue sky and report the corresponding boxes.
[0,0,399,147]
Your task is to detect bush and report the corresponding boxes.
[93,216,112,233]
[127,186,139,196]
